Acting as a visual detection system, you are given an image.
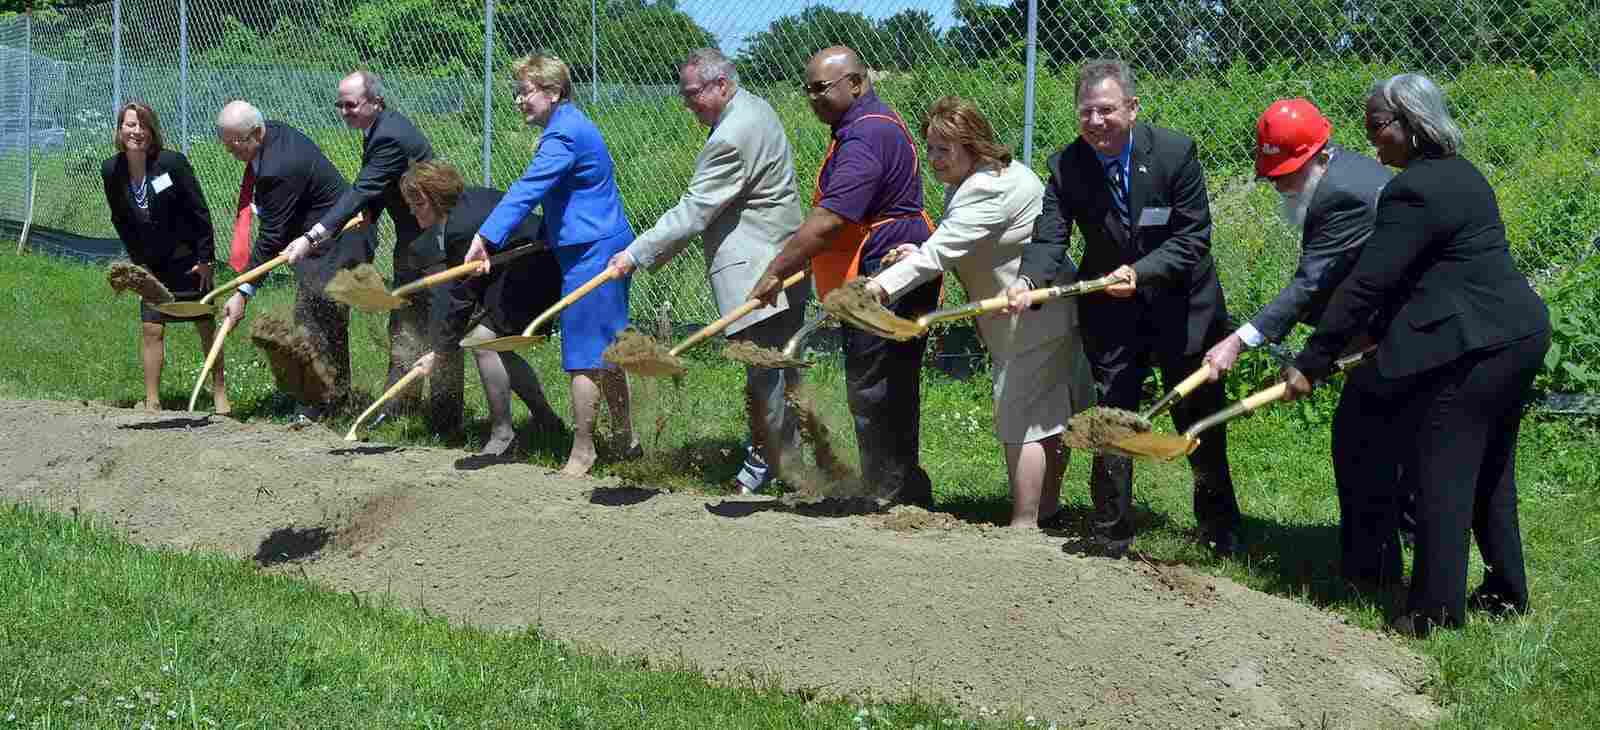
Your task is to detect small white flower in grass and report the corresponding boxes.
[141,722,155,730]
[167,710,178,720]
[115,696,127,704]
[1025,716,1037,726]
[5,712,14,721]
[160,664,171,674]
[60,701,70,708]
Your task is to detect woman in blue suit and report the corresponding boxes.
[467,53,638,476]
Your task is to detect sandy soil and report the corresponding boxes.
[0,399,1440,728]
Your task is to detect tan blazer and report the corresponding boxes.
[624,88,808,334]
[875,160,1077,359]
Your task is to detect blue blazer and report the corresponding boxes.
[478,102,633,249]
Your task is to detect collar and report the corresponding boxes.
[363,110,381,143]
[832,90,885,135]
[713,88,744,129]
[1092,129,1134,171]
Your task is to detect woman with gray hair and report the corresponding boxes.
[1281,73,1551,637]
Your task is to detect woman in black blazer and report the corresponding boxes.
[102,101,228,413]
[1282,74,1551,637]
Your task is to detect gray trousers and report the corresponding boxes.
[728,286,809,490]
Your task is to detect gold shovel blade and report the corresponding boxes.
[152,301,217,318]
[460,333,548,352]
[821,282,924,341]
[1107,431,1198,461]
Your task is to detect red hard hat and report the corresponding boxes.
[1255,98,1331,178]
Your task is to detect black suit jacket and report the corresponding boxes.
[316,109,434,269]
[1020,123,1227,356]
[248,121,374,291]
[102,149,214,290]
[1296,156,1550,380]
[1250,145,1393,343]
[428,186,559,352]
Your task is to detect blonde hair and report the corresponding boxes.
[921,96,1012,168]
[512,53,572,102]
[400,159,466,215]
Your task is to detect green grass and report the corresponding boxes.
[3,245,1600,728]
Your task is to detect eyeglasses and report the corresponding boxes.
[1366,116,1402,137]
[1076,101,1128,121]
[802,73,857,98]
[679,76,724,100]
[333,99,368,112]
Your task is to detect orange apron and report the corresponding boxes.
[811,113,936,298]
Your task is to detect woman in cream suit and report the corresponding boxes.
[868,96,1095,528]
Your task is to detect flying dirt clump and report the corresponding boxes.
[106,262,175,304]
[603,328,686,378]
[723,339,809,369]
[1062,406,1152,451]
[251,312,339,406]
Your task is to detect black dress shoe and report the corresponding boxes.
[1202,522,1242,558]
[1467,587,1527,619]
[1037,509,1070,531]
[1388,612,1436,639]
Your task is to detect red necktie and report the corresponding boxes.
[228,163,256,273]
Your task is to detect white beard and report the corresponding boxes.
[1277,162,1328,232]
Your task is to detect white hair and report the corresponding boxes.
[682,47,738,86]
[1369,73,1463,158]
[216,100,264,133]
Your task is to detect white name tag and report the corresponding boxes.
[150,173,173,194]
[1138,207,1171,226]
[250,202,259,215]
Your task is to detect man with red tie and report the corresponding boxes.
[217,100,375,425]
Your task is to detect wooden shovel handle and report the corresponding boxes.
[669,270,806,357]
[1142,363,1215,421]
[915,293,1010,328]
[391,260,488,297]
[1181,382,1288,440]
[345,366,426,441]
[187,316,236,412]
[521,267,621,337]
[201,214,365,304]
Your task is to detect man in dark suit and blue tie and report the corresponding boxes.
[1008,59,1239,556]
[281,71,455,432]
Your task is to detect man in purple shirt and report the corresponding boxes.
[749,45,939,508]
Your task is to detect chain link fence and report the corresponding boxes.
[2,0,1597,392]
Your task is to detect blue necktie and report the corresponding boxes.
[1106,158,1129,228]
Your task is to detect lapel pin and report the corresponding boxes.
[1138,165,1148,173]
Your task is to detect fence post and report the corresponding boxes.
[482,0,494,187]
[179,0,189,153]
[23,7,32,217]
[1021,0,1038,165]
[112,0,122,116]
[589,0,597,104]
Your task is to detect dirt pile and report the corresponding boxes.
[0,399,1440,728]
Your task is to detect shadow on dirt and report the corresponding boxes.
[589,486,661,506]
[704,495,887,520]
[254,525,333,565]
[330,445,403,457]
[117,416,216,431]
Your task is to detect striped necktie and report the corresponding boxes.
[1106,158,1129,228]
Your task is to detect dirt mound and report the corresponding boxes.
[0,399,1440,728]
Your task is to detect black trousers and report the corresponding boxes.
[1331,366,1408,587]
[387,266,464,433]
[843,275,940,506]
[1082,319,1240,533]
[1378,332,1547,627]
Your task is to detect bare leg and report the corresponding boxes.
[564,371,603,475]
[600,368,638,456]
[1006,435,1068,528]
[140,322,165,411]
[473,349,517,457]
[194,317,230,414]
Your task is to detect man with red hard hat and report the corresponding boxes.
[1206,98,1400,588]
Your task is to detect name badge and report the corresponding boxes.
[1138,207,1171,227]
[150,173,173,194]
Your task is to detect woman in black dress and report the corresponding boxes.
[1282,73,1551,636]
[400,159,565,456]
[101,101,228,412]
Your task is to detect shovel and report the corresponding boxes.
[914,274,1123,329]
[1105,348,1375,461]
[821,278,924,341]
[613,270,808,378]
[461,266,621,352]
[723,310,833,370]
[344,365,427,442]
[154,214,367,318]
[186,315,237,412]
[328,244,542,312]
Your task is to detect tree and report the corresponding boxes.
[739,5,881,85]
[596,1,717,84]
[877,9,940,70]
